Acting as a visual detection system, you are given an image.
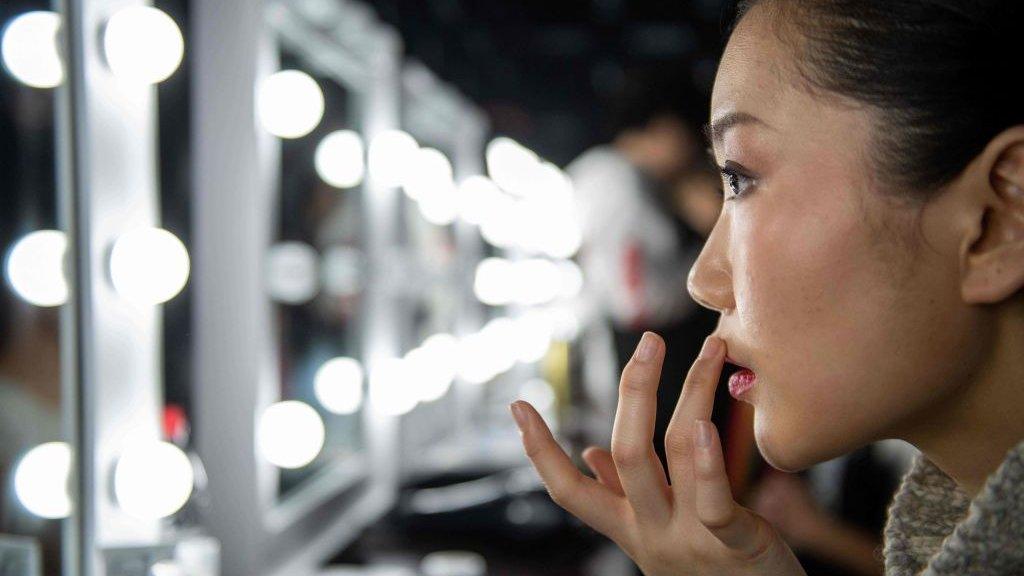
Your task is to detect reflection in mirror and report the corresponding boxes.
[0,2,69,574]
[261,40,366,502]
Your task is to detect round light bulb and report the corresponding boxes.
[13,442,72,519]
[368,130,419,187]
[258,401,325,469]
[109,228,190,305]
[113,440,194,519]
[103,6,184,84]
[418,184,459,226]
[404,147,453,202]
[265,241,319,304]
[486,137,539,197]
[456,331,495,385]
[456,175,502,226]
[5,229,68,307]
[414,333,459,402]
[314,357,364,415]
[1,11,64,88]
[520,378,557,413]
[370,358,418,416]
[479,317,517,376]
[473,257,514,306]
[315,130,365,189]
[257,70,324,139]
[556,259,584,299]
[511,259,561,305]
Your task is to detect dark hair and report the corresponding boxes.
[731,0,1024,198]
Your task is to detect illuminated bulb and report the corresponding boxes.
[5,230,68,307]
[257,70,324,139]
[13,442,71,519]
[321,246,362,297]
[114,440,193,519]
[418,184,459,226]
[544,223,585,259]
[533,162,574,203]
[370,358,418,416]
[457,332,495,384]
[479,195,520,249]
[547,305,581,341]
[314,357,364,415]
[555,259,584,299]
[103,6,183,84]
[109,228,190,305]
[368,130,419,187]
[1,11,63,88]
[265,241,319,304]
[404,147,453,202]
[511,259,561,305]
[473,258,514,306]
[414,333,459,402]
[486,137,540,197]
[480,317,518,376]
[512,312,554,364]
[258,401,325,469]
[456,175,501,226]
[520,378,557,413]
[315,130,365,189]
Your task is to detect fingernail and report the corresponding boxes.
[510,402,528,431]
[694,419,712,448]
[701,336,722,358]
[634,332,656,362]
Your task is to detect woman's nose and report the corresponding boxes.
[687,225,734,313]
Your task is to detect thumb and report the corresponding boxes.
[692,419,774,559]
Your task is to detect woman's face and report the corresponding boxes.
[690,7,989,471]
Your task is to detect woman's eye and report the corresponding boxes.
[720,167,754,199]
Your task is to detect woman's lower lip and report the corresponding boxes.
[729,369,756,400]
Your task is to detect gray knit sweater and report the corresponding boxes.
[883,438,1024,575]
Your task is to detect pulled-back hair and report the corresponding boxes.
[732,0,1024,198]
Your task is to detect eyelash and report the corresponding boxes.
[719,165,755,200]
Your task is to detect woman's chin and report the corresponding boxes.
[753,412,829,473]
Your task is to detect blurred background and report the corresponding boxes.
[0,1,917,575]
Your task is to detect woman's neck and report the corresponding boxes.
[902,307,1024,499]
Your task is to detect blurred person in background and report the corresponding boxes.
[566,90,728,471]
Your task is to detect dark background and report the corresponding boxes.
[366,0,732,164]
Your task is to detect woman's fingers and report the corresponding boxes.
[665,336,726,510]
[610,332,672,524]
[582,446,624,496]
[511,400,630,542]
[693,418,770,559]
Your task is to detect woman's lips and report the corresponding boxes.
[728,369,756,400]
[723,350,756,400]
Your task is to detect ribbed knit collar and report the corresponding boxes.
[883,437,1024,575]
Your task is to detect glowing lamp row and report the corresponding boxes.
[1,7,184,89]
[13,440,193,521]
[4,228,190,307]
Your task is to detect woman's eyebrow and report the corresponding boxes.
[702,111,770,148]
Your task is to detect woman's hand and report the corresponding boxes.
[510,332,806,576]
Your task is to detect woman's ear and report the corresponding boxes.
[961,129,1024,304]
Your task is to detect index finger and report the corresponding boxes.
[664,336,726,510]
[511,401,631,544]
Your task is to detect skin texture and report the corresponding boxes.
[513,3,1024,574]
[691,4,1024,497]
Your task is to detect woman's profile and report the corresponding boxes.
[510,0,1024,574]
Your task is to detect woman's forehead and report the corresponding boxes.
[711,15,789,137]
